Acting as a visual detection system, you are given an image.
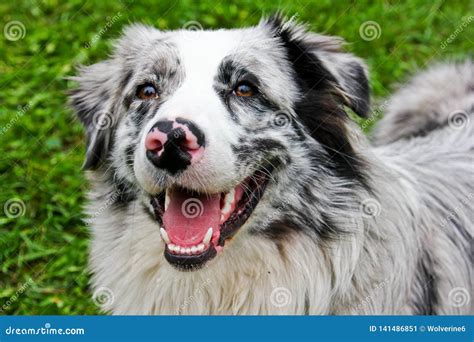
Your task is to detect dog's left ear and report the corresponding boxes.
[261,14,370,117]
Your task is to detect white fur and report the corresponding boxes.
[71,23,473,315]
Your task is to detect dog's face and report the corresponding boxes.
[70,15,369,270]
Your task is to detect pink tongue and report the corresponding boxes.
[163,189,221,246]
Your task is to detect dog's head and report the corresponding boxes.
[70,14,369,271]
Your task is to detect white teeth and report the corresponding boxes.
[167,242,208,255]
[165,191,170,211]
[160,228,170,244]
[164,229,213,255]
[203,227,213,245]
[221,188,235,215]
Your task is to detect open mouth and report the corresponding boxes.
[150,164,275,270]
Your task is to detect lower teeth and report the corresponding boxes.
[168,243,206,255]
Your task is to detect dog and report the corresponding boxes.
[69,14,473,314]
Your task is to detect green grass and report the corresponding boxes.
[0,0,472,315]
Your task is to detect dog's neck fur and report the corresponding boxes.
[85,127,412,315]
[87,113,473,315]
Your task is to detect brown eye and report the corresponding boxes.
[234,82,255,97]
[137,84,158,100]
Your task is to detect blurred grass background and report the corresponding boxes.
[0,0,472,314]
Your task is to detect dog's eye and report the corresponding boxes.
[234,82,256,97]
[136,84,158,100]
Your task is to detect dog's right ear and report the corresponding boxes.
[69,60,120,170]
[69,25,159,170]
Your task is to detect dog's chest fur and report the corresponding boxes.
[71,18,473,315]
[85,170,413,315]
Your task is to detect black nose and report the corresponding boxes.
[145,118,205,175]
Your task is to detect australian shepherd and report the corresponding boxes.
[69,15,473,314]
